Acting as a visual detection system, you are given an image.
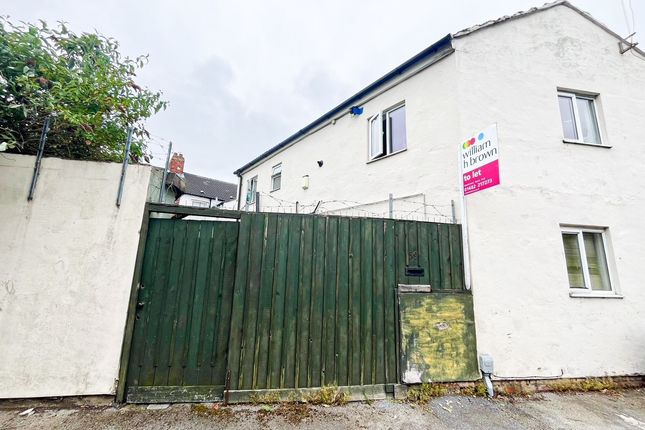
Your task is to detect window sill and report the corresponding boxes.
[367,148,407,164]
[569,291,623,299]
[270,188,280,193]
[562,139,611,148]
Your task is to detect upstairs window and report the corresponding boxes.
[561,227,612,293]
[246,176,257,204]
[368,103,407,160]
[557,91,602,145]
[271,163,282,191]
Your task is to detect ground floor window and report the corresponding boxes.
[561,226,612,293]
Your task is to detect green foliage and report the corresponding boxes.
[550,377,617,393]
[460,382,488,397]
[304,385,348,405]
[406,383,447,403]
[0,17,167,162]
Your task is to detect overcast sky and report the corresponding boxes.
[5,1,642,182]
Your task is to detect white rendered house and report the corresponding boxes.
[234,2,645,380]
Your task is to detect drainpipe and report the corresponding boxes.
[235,172,243,211]
[479,354,495,398]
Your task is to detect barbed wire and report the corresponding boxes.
[247,191,456,223]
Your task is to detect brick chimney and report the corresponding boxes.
[169,153,185,174]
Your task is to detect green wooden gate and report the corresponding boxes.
[118,203,476,403]
[123,215,239,402]
[226,212,468,391]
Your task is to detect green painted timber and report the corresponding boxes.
[226,213,470,390]
[398,292,479,383]
[124,218,239,402]
[120,204,472,403]
[223,384,388,404]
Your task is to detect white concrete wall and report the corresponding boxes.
[0,154,152,398]
[454,5,645,379]
[238,5,645,378]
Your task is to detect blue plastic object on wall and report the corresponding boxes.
[350,106,364,116]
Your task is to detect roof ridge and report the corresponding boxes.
[184,171,237,186]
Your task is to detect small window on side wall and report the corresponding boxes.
[271,163,282,191]
[368,103,407,160]
[557,91,602,145]
[246,176,257,204]
[561,226,615,296]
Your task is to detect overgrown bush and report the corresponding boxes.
[0,17,167,162]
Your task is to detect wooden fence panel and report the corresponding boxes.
[226,213,466,390]
[123,206,468,403]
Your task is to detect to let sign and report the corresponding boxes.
[461,124,500,195]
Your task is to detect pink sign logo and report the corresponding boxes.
[461,125,500,196]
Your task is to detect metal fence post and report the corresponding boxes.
[451,200,457,223]
[388,193,394,218]
[158,141,172,203]
[27,116,52,201]
[116,127,134,207]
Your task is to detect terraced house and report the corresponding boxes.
[235,1,645,382]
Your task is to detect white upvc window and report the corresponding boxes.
[246,176,258,204]
[368,103,407,160]
[557,91,602,145]
[191,199,209,208]
[271,163,282,192]
[560,226,616,297]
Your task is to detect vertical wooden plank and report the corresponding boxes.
[383,220,397,383]
[372,219,385,384]
[196,223,221,386]
[417,222,430,285]
[336,217,350,387]
[395,221,408,286]
[267,215,289,388]
[281,215,302,388]
[361,218,373,385]
[126,218,161,386]
[239,214,266,389]
[348,218,362,386]
[439,224,453,290]
[308,216,326,387]
[150,221,187,386]
[138,219,175,386]
[253,214,278,389]
[183,222,216,385]
[168,221,201,386]
[428,223,442,291]
[449,224,465,290]
[296,216,313,387]
[322,217,338,385]
[406,221,419,285]
[227,215,252,390]
[212,221,240,385]
[118,207,152,402]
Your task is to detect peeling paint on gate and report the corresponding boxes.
[399,292,479,383]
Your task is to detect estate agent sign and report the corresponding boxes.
[461,124,500,195]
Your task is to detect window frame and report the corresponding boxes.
[557,91,604,146]
[367,102,407,162]
[270,163,282,192]
[191,199,209,208]
[560,226,619,297]
[246,176,258,204]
